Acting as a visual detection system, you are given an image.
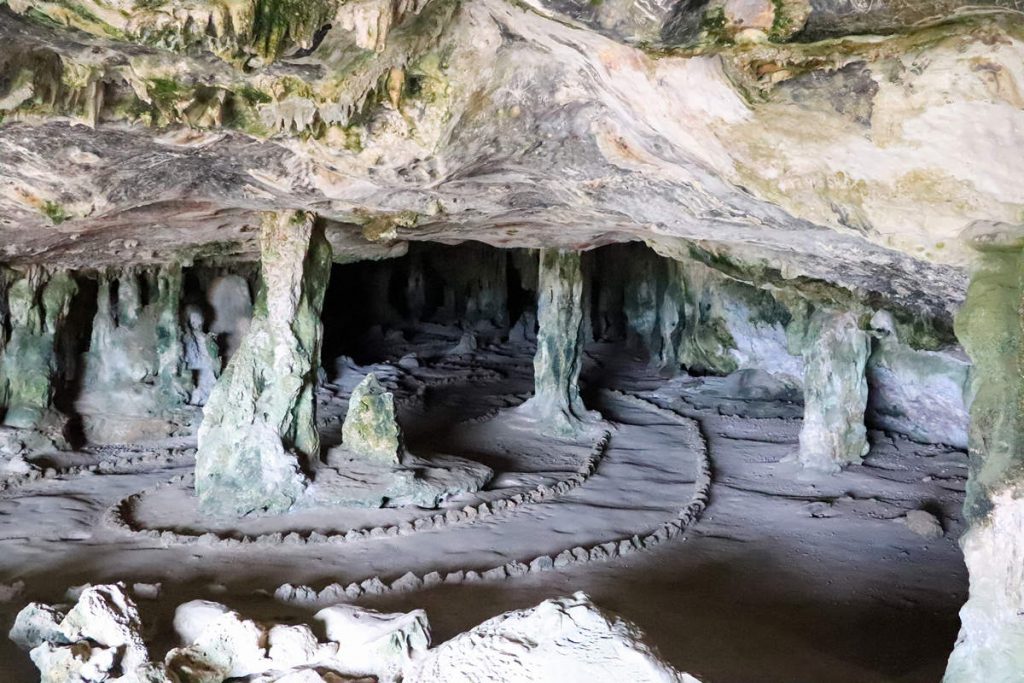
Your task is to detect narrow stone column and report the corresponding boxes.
[520,249,593,436]
[0,267,77,432]
[944,227,1024,681]
[796,309,870,472]
[195,211,332,517]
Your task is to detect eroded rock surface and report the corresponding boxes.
[195,211,332,517]
[796,310,870,472]
[341,373,402,465]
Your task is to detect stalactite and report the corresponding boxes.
[195,211,332,517]
[77,265,194,444]
[0,267,77,437]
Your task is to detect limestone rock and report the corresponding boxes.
[406,592,699,682]
[267,624,335,669]
[10,602,67,650]
[195,211,332,517]
[165,609,269,679]
[341,373,402,465]
[904,510,944,539]
[29,640,117,683]
[172,600,230,646]
[315,604,430,681]
[796,310,870,472]
[58,583,148,672]
[519,250,596,436]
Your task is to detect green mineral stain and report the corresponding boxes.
[41,201,67,225]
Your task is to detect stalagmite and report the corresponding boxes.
[796,309,870,472]
[341,373,402,465]
[195,211,332,517]
[0,267,77,437]
[944,224,1024,682]
[520,249,594,436]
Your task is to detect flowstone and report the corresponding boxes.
[795,309,870,472]
[341,373,402,466]
[0,267,77,450]
[519,249,597,436]
[944,224,1024,682]
[195,211,332,517]
[76,266,197,444]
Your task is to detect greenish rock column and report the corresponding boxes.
[944,226,1024,682]
[195,211,332,517]
[1,267,77,431]
[521,249,593,436]
[796,309,870,472]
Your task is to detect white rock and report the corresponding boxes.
[904,509,944,539]
[167,610,269,679]
[172,600,230,645]
[10,602,67,650]
[267,623,336,669]
[132,583,162,601]
[315,604,429,681]
[406,592,699,683]
[30,640,117,683]
[59,583,149,671]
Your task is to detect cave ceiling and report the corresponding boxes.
[1,0,1022,322]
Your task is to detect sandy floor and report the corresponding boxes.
[0,331,967,682]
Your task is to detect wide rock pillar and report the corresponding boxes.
[521,249,592,436]
[796,309,870,472]
[945,226,1024,681]
[195,211,332,517]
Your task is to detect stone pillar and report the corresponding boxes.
[195,211,332,517]
[521,249,593,436]
[1,267,77,432]
[656,259,686,372]
[796,309,870,472]
[944,227,1024,681]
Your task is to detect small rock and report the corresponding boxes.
[904,509,944,539]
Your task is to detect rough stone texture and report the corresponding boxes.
[76,266,196,443]
[406,592,699,682]
[315,604,430,681]
[866,310,969,448]
[0,267,76,435]
[796,310,870,472]
[905,509,944,539]
[9,603,67,651]
[945,228,1024,682]
[58,583,149,672]
[341,373,402,465]
[195,211,332,517]
[519,249,593,436]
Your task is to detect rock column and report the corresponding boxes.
[521,249,592,436]
[944,227,1024,681]
[0,267,77,432]
[195,211,332,517]
[796,309,870,472]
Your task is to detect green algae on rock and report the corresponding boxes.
[795,309,869,472]
[195,211,332,517]
[341,372,403,466]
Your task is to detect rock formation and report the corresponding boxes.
[341,373,403,466]
[520,249,594,436]
[195,211,332,517]
[796,310,871,472]
[944,223,1024,682]
[0,267,77,448]
[76,266,196,443]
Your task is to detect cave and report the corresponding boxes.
[0,0,1019,680]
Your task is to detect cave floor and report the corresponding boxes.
[0,328,968,682]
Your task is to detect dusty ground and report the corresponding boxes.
[0,329,967,682]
